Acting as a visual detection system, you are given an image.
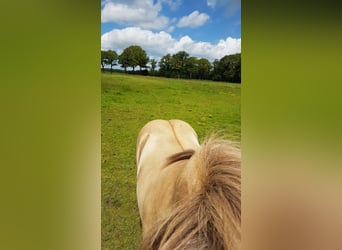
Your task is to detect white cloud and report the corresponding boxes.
[206,0,241,16]
[170,36,241,60]
[101,0,170,30]
[167,26,175,33]
[207,0,216,7]
[101,27,175,57]
[200,37,241,59]
[159,0,182,11]
[101,27,240,61]
[177,11,210,28]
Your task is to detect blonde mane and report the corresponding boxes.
[140,137,241,250]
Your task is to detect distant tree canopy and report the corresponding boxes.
[101,45,241,83]
[149,58,158,75]
[158,53,172,78]
[212,54,241,83]
[118,45,149,72]
[101,50,118,73]
[158,51,212,80]
[197,58,212,80]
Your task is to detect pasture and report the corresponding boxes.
[101,72,240,249]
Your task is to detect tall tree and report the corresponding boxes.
[101,50,118,73]
[211,59,222,81]
[185,57,198,79]
[158,54,172,77]
[135,46,149,71]
[101,50,107,71]
[119,46,133,72]
[118,51,129,72]
[197,58,211,80]
[149,58,157,74]
[118,45,148,72]
[105,50,118,73]
[219,54,241,83]
[170,51,189,78]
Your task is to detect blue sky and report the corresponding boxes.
[101,0,241,61]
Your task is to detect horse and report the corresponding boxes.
[136,119,241,250]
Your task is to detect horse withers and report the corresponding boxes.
[136,119,241,249]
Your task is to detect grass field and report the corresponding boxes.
[101,72,240,249]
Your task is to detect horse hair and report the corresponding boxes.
[140,137,241,250]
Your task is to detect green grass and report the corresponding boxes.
[101,72,240,249]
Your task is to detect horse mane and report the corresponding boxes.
[140,137,241,250]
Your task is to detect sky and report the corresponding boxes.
[101,0,241,62]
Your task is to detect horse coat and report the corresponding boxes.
[136,119,241,249]
[136,120,200,233]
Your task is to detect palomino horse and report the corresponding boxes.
[136,119,241,249]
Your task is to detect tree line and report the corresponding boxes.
[101,45,241,83]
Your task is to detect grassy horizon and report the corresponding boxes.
[101,72,240,249]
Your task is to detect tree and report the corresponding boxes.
[219,54,241,83]
[101,50,107,71]
[197,58,211,80]
[101,50,118,73]
[158,54,172,77]
[149,58,158,74]
[211,59,222,81]
[118,51,129,72]
[135,47,149,71]
[211,54,241,83]
[119,46,134,72]
[106,50,118,73]
[185,57,198,79]
[118,45,148,72]
[170,51,189,78]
